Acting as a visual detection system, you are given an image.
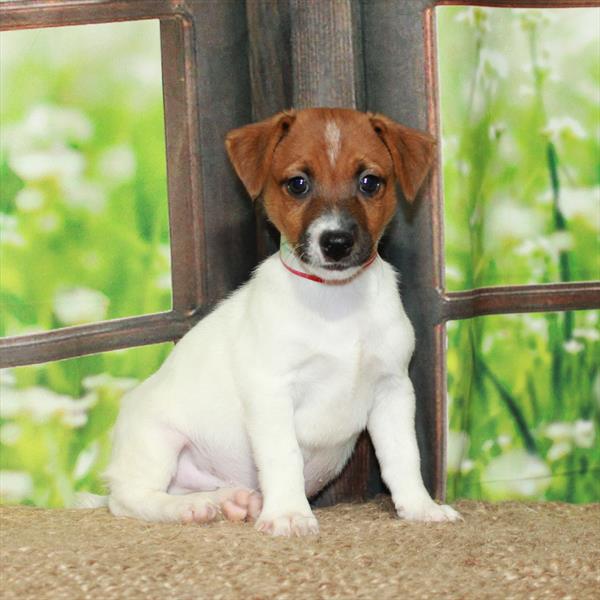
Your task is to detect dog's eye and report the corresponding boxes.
[286,176,310,197]
[358,174,382,197]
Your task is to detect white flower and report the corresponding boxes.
[0,386,96,427]
[545,421,574,442]
[21,104,93,145]
[488,122,506,141]
[447,430,469,473]
[497,434,512,448]
[563,339,584,354]
[486,201,540,245]
[0,470,33,502]
[455,7,491,33]
[0,370,15,387]
[53,287,109,326]
[62,180,107,213]
[9,146,85,182]
[522,315,548,340]
[482,450,551,499]
[155,273,172,292]
[98,145,136,183]
[482,439,494,453]
[82,373,138,394]
[573,328,600,342]
[37,213,59,233]
[542,117,587,142]
[573,420,595,449]
[0,213,25,247]
[460,459,474,474]
[547,441,572,462]
[0,423,22,446]
[15,188,45,212]
[480,49,509,80]
[558,187,600,228]
[547,231,574,253]
[73,442,99,480]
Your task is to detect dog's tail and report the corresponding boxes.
[73,492,109,509]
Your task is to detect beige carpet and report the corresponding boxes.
[1,497,599,599]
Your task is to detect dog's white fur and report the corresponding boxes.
[105,245,460,535]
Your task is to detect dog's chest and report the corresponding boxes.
[290,326,381,448]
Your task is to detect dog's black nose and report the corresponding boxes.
[320,230,354,261]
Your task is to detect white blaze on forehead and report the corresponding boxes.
[324,121,342,167]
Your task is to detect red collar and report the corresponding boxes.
[279,252,378,285]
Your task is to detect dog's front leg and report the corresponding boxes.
[368,375,461,522]
[244,388,319,537]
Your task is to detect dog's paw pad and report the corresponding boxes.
[256,513,319,537]
[397,501,462,523]
[181,502,218,524]
[219,489,263,523]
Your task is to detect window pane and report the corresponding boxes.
[446,310,599,504]
[0,343,171,507]
[437,7,600,291]
[0,21,171,336]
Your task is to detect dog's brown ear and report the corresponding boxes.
[369,113,436,202]
[225,111,296,200]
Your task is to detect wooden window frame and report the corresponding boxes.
[1,0,599,505]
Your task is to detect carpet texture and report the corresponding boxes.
[1,497,599,599]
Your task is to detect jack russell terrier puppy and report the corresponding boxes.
[104,107,460,536]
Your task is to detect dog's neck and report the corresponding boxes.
[279,237,377,286]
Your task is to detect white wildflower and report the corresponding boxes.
[73,442,99,480]
[558,187,600,227]
[486,201,540,245]
[547,441,572,462]
[0,423,22,446]
[488,122,506,141]
[460,459,474,474]
[447,430,469,473]
[62,180,107,213]
[0,470,33,502]
[573,328,600,342]
[563,339,584,354]
[522,315,548,340]
[0,369,16,386]
[0,213,25,247]
[15,188,45,212]
[547,231,574,253]
[82,373,138,394]
[21,104,93,145]
[98,145,136,183]
[0,386,96,427]
[455,7,491,33]
[542,117,587,142]
[53,287,109,326]
[482,439,494,453]
[482,450,551,499]
[573,420,595,449]
[37,213,59,233]
[480,49,509,80]
[497,434,512,449]
[545,421,574,442]
[9,146,85,182]
[155,273,172,292]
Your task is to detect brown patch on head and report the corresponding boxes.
[225,108,436,261]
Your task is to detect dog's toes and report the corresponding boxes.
[181,502,218,524]
[247,492,263,520]
[256,513,319,537]
[222,499,248,522]
[397,499,462,523]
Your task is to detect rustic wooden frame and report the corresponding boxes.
[1,0,599,506]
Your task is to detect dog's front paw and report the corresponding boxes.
[396,498,462,523]
[256,511,319,537]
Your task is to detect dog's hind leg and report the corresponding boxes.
[106,417,262,523]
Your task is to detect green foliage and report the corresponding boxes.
[438,7,599,503]
[0,22,171,505]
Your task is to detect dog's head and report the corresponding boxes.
[226,108,435,279]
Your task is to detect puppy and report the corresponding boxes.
[104,108,460,536]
